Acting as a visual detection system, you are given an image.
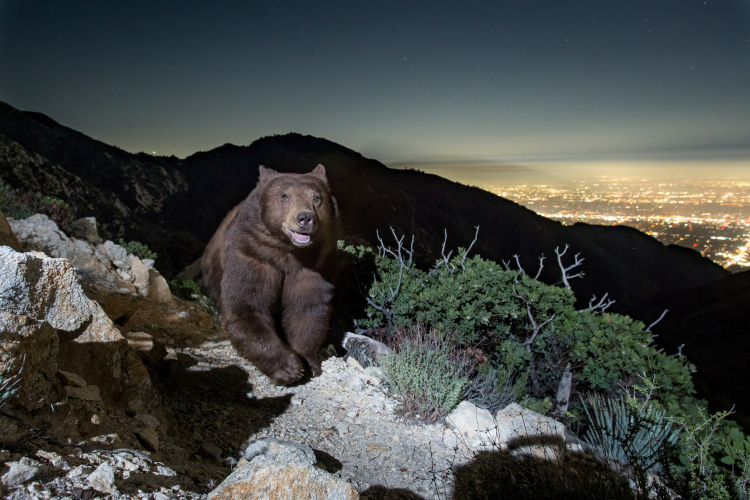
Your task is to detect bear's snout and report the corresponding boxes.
[295,210,315,231]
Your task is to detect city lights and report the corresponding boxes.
[486,177,750,270]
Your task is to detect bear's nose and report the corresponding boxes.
[295,210,314,230]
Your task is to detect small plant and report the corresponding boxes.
[0,356,24,410]
[380,324,471,420]
[169,278,202,301]
[0,179,34,219]
[670,406,744,500]
[466,341,530,413]
[580,388,680,474]
[118,238,157,261]
[168,278,217,315]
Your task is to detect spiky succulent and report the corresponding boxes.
[581,392,680,473]
[0,355,24,410]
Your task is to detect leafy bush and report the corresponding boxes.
[564,309,696,414]
[168,278,217,315]
[169,278,202,301]
[119,238,157,261]
[379,323,470,420]
[669,406,750,500]
[0,179,34,219]
[341,229,697,414]
[0,180,76,231]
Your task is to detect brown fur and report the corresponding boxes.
[202,165,339,385]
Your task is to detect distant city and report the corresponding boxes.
[484,177,750,272]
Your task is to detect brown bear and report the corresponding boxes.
[202,164,339,385]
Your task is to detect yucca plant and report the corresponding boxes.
[581,391,681,474]
[0,355,24,410]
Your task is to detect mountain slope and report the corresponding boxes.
[631,270,750,425]
[0,101,729,315]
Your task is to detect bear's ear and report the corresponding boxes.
[258,165,278,183]
[309,164,329,185]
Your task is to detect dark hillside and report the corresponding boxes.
[174,132,728,313]
[0,101,729,314]
[631,270,750,426]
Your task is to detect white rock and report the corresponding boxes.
[495,403,565,446]
[86,461,116,494]
[342,374,364,391]
[117,269,132,281]
[129,255,150,289]
[98,240,129,263]
[0,461,38,487]
[213,438,358,500]
[446,401,497,450]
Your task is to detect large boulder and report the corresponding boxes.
[208,438,359,500]
[0,246,159,411]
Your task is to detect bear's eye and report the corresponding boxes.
[281,194,288,201]
[313,194,321,203]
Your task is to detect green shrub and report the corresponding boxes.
[564,309,697,413]
[380,324,470,420]
[342,230,698,414]
[168,278,217,315]
[119,238,157,261]
[169,278,202,301]
[0,179,34,219]
[0,180,77,231]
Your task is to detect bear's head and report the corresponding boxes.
[257,164,338,249]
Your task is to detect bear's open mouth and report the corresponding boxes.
[285,227,312,245]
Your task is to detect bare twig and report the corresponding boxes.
[672,343,686,359]
[534,255,545,280]
[579,293,616,314]
[513,254,525,275]
[511,272,556,351]
[646,309,668,334]
[460,226,480,271]
[554,244,585,289]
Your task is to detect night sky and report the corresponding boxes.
[1,1,749,184]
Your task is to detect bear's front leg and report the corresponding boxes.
[222,256,305,385]
[281,268,335,377]
[224,311,305,385]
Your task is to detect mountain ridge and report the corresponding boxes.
[0,101,728,311]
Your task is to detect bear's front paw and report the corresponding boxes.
[268,353,305,386]
[309,360,322,378]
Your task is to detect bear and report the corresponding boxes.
[202,164,339,385]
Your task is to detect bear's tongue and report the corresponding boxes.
[292,232,311,244]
